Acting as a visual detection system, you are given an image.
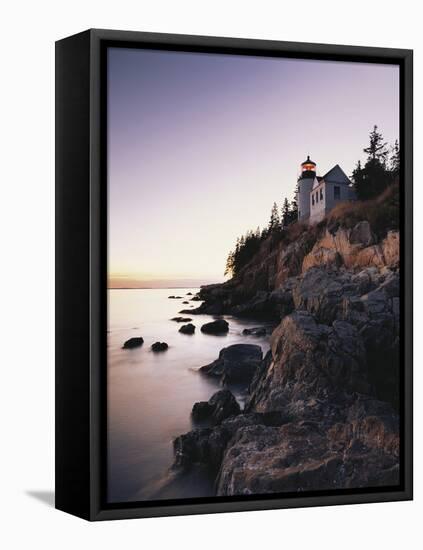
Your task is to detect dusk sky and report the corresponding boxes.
[108,47,399,288]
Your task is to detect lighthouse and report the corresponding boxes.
[297,156,316,222]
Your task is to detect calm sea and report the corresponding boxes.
[107,288,270,503]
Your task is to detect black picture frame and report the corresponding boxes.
[55,28,413,521]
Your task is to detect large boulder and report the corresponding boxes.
[246,311,369,414]
[216,403,399,496]
[200,344,263,385]
[122,337,144,349]
[349,221,376,246]
[200,319,229,335]
[191,390,240,425]
[292,267,359,324]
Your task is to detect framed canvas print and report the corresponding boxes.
[55,29,413,521]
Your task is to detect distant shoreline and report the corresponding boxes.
[107,286,202,290]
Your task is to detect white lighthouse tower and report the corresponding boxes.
[297,156,317,222]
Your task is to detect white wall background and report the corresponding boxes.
[0,1,420,548]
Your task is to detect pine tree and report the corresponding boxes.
[281,198,290,228]
[352,160,365,196]
[353,126,394,200]
[268,202,280,233]
[364,125,389,165]
[390,139,400,178]
[289,185,299,224]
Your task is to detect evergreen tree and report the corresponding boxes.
[268,202,280,233]
[288,185,299,224]
[390,139,400,178]
[352,126,394,200]
[281,198,290,228]
[364,125,389,166]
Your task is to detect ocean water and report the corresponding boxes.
[107,288,271,503]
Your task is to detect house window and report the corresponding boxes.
[312,194,315,206]
[334,186,340,200]
[316,191,318,203]
[320,188,323,201]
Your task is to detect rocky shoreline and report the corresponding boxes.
[171,220,401,496]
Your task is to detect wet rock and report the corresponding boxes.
[151,341,168,352]
[182,301,189,304]
[200,343,262,385]
[179,323,195,335]
[122,337,144,349]
[171,316,192,323]
[200,319,229,335]
[191,390,240,425]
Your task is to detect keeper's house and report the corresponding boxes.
[297,156,356,224]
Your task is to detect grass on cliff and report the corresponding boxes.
[326,181,399,239]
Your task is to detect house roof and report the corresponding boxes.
[323,164,351,185]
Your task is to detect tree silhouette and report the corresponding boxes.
[268,202,280,233]
[281,198,290,228]
[352,126,398,200]
[364,125,389,165]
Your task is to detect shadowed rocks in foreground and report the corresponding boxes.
[191,390,240,425]
[200,343,263,385]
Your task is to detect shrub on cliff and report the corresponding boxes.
[327,182,399,238]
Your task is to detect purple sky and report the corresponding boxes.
[107,47,399,288]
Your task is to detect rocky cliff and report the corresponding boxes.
[173,210,400,496]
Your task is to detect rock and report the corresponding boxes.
[200,344,263,385]
[122,337,144,349]
[216,407,399,496]
[246,312,369,414]
[242,327,267,336]
[182,301,189,304]
[179,323,195,335]
[172,216,401,496]
[292,267,359,324]
[171,316,192,322]
[349,221,375,246]
[151,342,168,352]
[191,390,240,425]
[173,426,230,471]
[186,292,193,295]
[173,411,289,471]
[200,319,229,335]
